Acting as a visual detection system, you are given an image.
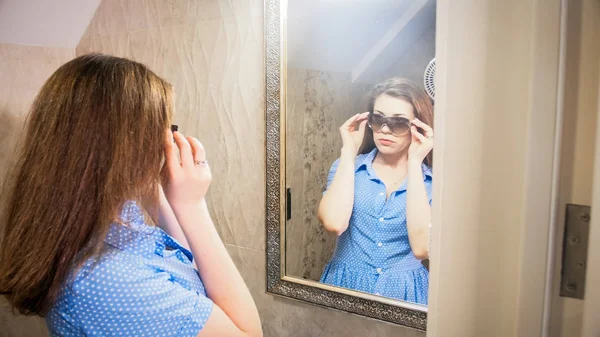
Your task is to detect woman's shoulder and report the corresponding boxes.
[49,244,213,337]
[68,247,146,291]
[49,248,139,318]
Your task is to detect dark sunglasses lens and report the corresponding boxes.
[387,118,411,135]
[369,114,410,135]
[369,114,385,130]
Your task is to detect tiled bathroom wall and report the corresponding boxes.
[0,44,75,179]
[284,68,349,280]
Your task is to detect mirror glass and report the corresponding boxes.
[285,0,436,307]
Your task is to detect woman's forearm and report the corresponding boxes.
[157,187,192,250]
[172,200,262,337]
[157,190,202,271]
[406,161,431,259]
[318,147,356,235]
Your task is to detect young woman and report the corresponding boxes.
[318,78,434,305]
[0,54,263,337]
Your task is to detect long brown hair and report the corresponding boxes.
[0,53,172,316]
[358,77,434,166]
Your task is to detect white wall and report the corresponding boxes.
[552,0,600,336]
[0,0,99,48]
[428,0,563,336]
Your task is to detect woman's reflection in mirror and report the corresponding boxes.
[317,78,434,305]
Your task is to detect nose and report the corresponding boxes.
[380,123,392,134]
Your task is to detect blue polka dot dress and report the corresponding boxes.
[320,148,432,305]
[46,201,213,336]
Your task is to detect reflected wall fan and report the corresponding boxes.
[424,58,435,100]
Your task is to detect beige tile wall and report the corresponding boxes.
[284,68,349,280]
[0,44,75,180]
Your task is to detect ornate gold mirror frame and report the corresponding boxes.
[264,0,427,330]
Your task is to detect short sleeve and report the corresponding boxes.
[426,176,433,206]
[71,257,214,337]
[323,158,341,195]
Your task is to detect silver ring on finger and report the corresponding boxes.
[194,160,209,167]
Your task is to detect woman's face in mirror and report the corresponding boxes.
[371,94,415,155]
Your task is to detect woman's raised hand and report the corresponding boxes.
[162,129,212,210]
[339,112,369,155]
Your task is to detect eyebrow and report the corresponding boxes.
[374,110,408,117]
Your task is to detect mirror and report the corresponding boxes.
[266,0,436,330]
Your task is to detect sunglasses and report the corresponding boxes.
[367,113,411,136]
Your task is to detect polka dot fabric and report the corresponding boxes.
[46,201,214,336]
[320,149,432,305]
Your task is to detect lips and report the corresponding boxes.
[379,138,395,145]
